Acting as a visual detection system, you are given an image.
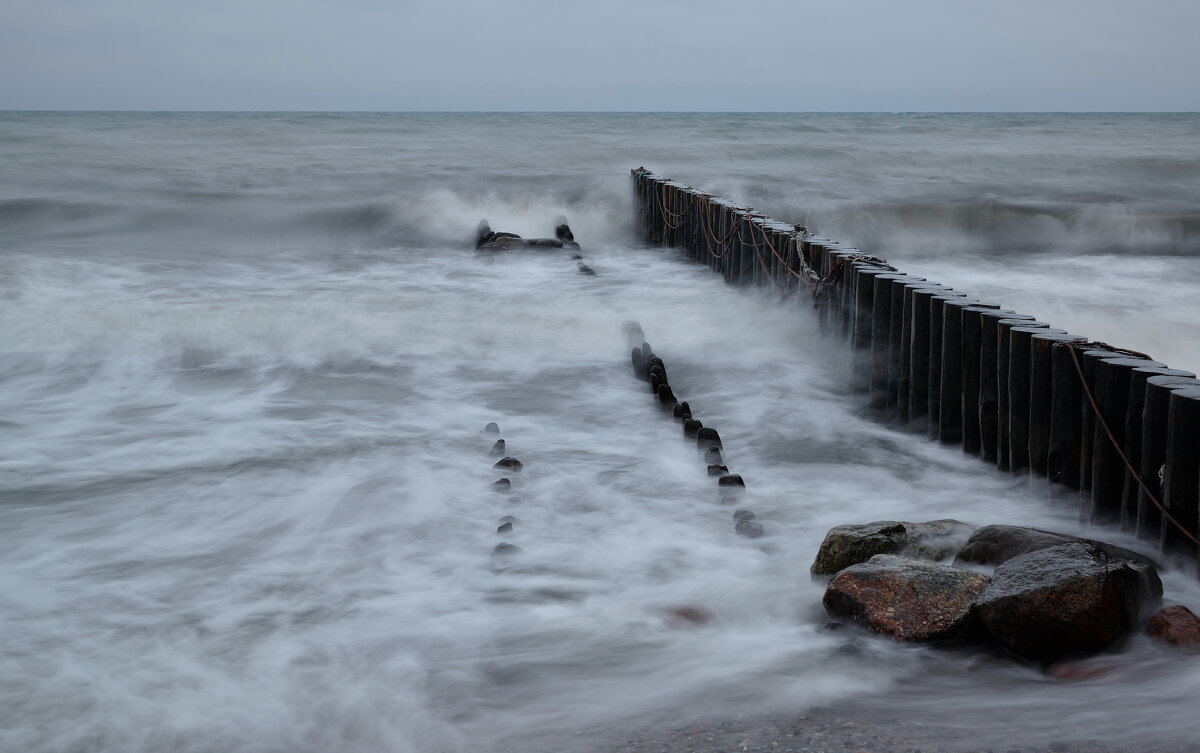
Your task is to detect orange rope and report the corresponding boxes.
[655,186,701,229]
[1065,341,1200,547]
[745,214,812,286]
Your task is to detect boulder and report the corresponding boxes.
[811,519,973,576]
[974,542,1163,662]
[954,525,1157,569]
[1147,605,1200,652]
[823,555,989,642]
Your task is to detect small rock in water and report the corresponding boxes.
[735,519,765,538]
[493,542,521,557]
[811,519,973,576]
[696,427,722,450]
[668,606,714,626]
[1147,605,1200,651]
[703,447,723,465]
[492,478,511,491]
[707,464,728,477]
[489,439,506,457]
[577,262,595,275]
[683,418,703,438]
[494,457,523,472]
[484,422,500,434]
[717,474,745,488]
[497,521,513,534]
[733,509,756,521]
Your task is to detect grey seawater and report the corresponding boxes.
[2,113,1200,753]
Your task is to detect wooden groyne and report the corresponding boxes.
[631,168,1200,571]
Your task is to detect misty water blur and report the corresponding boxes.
[2,113,1200,752]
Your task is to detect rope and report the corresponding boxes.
[1064,341,1200,547]
[655,185,702,229]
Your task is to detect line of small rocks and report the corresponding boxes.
[623,321,764,539]
[483,421,524,559]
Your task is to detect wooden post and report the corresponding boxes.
[1163,386,1200,557]
[1029,332,1080,478]
[1125,365,1193,534]
[979,311,1033,464]
[1089,356,1159,525]
[1139,375,1200,543]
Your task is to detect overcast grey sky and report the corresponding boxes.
[1,0,1197,111]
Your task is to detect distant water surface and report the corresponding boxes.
[2,112,1199,753]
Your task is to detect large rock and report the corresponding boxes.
[1147,605,1200,652]
[974,542,1163,662]
[822,555,989,642]
[811,519,974,576]
[954,525,1156,569]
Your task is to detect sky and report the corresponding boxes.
[1,0,1197,111]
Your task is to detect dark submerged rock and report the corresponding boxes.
[823,555,989,642]
[733,509,756,521]
[696,427,722,450]
[673,401,692,421]
[657,384,677,410]
[484,422,500,434]
[706,464,728,477]
[811,520,973,576]
[493,542,521,557]
[492,478,511,491]
[493,457,523,472]
[735,519,765,538]
[1147,605,1200,652]
[497,521,513,534]
[576,262,595,276]
[683,418,703,438]
[717,474,745,488]
[489,439,506,457]
[954,525,1157,569]
[974,542,1164,662]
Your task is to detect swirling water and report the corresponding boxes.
[2,112,1200,752]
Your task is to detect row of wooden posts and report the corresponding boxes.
[631,168,1200,571]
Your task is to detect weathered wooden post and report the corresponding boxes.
[1008,326,1066,473]
[1163,386,1200,557]
[928,292,971,440]
[1029,332,1080,478]
[1139,375,1200,543]
[870,273,907,409]
[1125,366,1195,533]
[1088,356,1160,524]
[979,311,1034,463]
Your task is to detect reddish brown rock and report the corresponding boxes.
[822,555,989,642]
[493,457,523,472]
[667,606,714,626]
[1147,605,1200,651]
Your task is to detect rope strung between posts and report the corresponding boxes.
[744,214,819,289]
[813,253,897,306]
[1064,340,1200,548]
[655,188,702,229]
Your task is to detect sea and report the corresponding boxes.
[2,112,1200,753]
